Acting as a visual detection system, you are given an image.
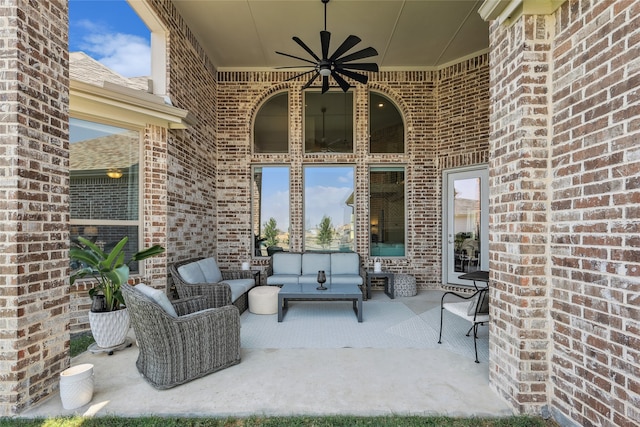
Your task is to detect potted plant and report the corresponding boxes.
[70,236,165,349]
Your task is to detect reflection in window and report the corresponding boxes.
[69,118,142,272]
[304,166,355,252]
[254,92,288,153]
[453,178,481,272]
[252,166,290,256]
[369,167,405,257]
[304,91,353,153]
[370,92,404,153]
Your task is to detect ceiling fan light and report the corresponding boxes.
[319,66,331,77]
[107,168,123,179]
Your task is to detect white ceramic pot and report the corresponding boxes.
[60,363,94,410]
[88,308,130,348]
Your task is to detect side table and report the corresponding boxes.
[250,270,261,286]
[366,270,395,299]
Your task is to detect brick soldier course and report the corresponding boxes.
[0,1,638,426]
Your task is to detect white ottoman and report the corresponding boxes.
[394,274,417,297]
[248,286,280,314]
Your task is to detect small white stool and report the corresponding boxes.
[248,286,280,314]
[394,274,417,297]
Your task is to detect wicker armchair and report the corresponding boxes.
[121,283,241,389]
[170,257,256,313]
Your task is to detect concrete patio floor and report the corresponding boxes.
[22,290,513,419]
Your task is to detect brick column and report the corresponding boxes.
[487,13,554,414]
[0,0,70,415]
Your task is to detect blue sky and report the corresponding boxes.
[262,166,354,233]
[70,0,150,77]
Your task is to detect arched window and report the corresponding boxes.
[254,92,289,153]
[369,92,404,153]
[304,91,353,153]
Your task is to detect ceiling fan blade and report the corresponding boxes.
[276,51,318,66]
[329,35,361,61]
[320,30,331,59]
[293,36,320,62]
[276,65,316,69]
[336,47,378,64]
[334,68,368,85]
[331,71,351,92]
[285,69,317,82]
[321,75,330,94]
[339,62,379,72]
[303,72,320,89]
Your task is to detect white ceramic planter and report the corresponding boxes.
[60,364,94,410]
[89,308,130,348]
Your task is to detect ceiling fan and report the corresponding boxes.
[276,0,379,94]
[310,107,349,152]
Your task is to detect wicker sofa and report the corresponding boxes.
[265,251,365,289]
[121,283,241,389]
[170,257,256,313]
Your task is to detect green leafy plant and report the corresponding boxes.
[263,217,280,247]
[70,236,165,312]
[316,215,334,249]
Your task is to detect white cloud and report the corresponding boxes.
[305,185,354,230]
[261,184,354,233]
[76,19,150,77]
[262,189,290,232]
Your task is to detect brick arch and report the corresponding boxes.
[249,83,291,129]
[367,85,409,153]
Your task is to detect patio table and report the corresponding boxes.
[365,270,395,299]
[278,283,363,322]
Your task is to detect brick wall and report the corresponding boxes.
[487,0,640,425]
[549,1,640,425]
[0,0,69,416]
[215,62,490,287]
[487,11,554,415]
[147,0,219,264]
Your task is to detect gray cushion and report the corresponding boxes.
[301,253,331,275]
[266,274,300,285]
[222,278,255,302]
[177,262,206,284]
[331,253,359,275]
[135,283,178,317]
[272,252,302,275]
[197,258,223,283]
[330,274,363,286]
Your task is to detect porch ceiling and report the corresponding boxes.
[170,0,489,71]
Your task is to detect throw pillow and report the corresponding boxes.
[197,258,223,283]
[177,262,206,284]
[135,283,178,317]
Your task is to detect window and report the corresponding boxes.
[69,118,143,272]
[254,92,289,153]
[370,92,404,153]
[252,166,290,256]
[369,167,406,257]
[304,166,355,251]
[304,91,353,153]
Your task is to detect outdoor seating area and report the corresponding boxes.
[23,289,504,419]
[265,252,365,288]
[170,257,257,313]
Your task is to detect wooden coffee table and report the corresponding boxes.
[277,283,363,322]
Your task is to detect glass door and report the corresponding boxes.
[443,166,489,285]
